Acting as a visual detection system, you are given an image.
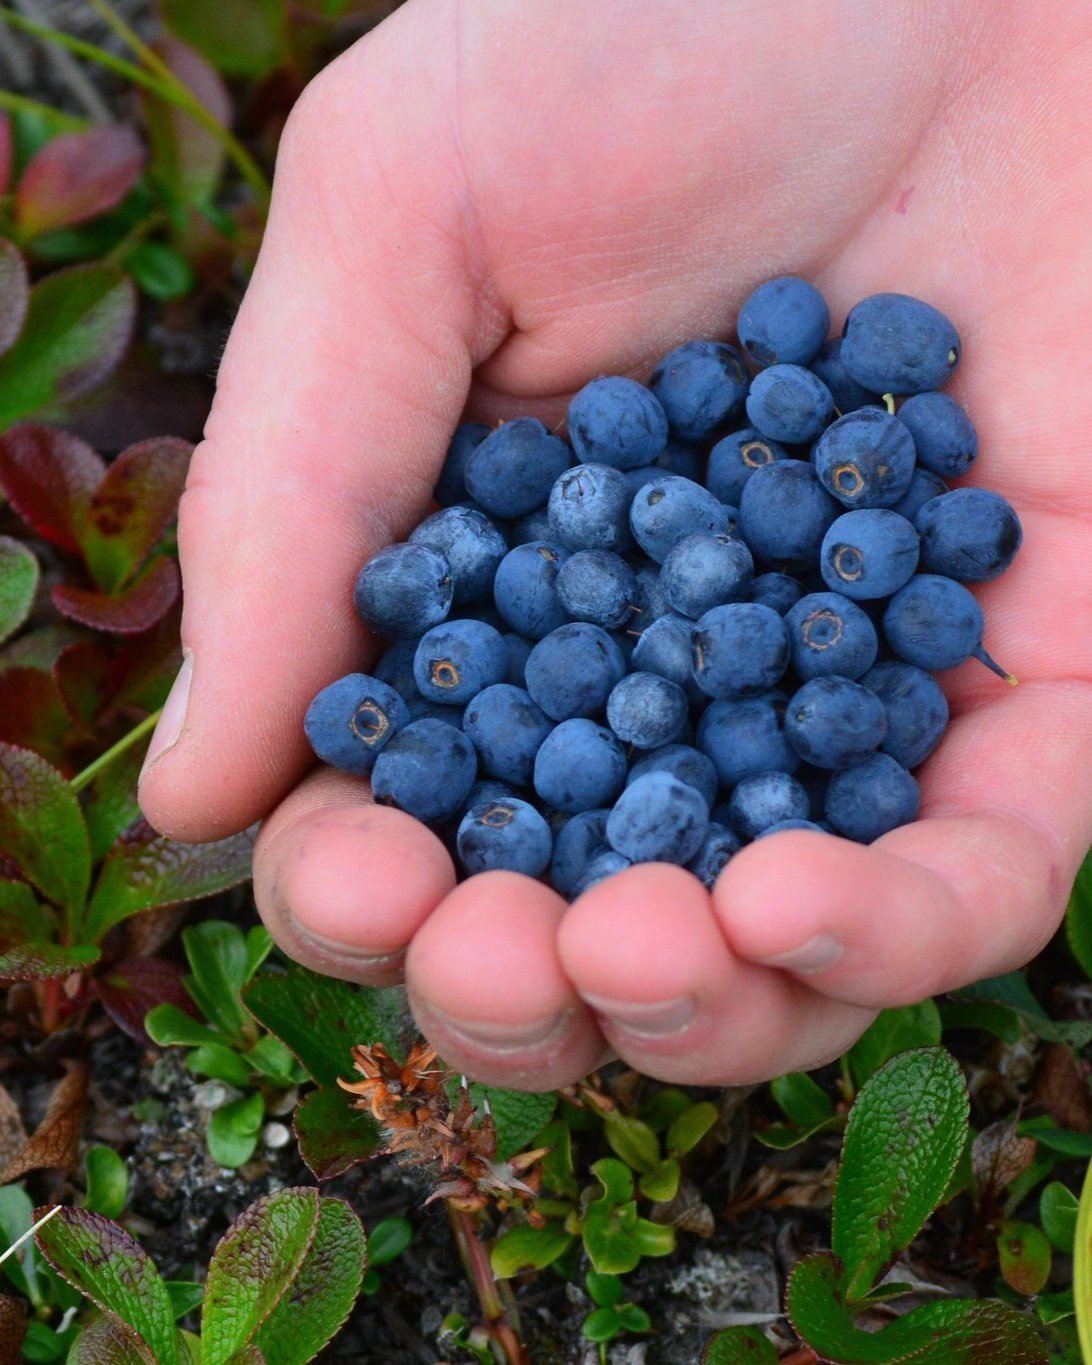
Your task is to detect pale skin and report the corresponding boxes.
[137,0,1092,1091]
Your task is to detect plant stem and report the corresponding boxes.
[0,89,88,131]
[69,707,162,794]
[446,1204,530,1365]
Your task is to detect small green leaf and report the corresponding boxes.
[293,1086,382,1182]
[244,925,274,981]
[617,1303,651,1333]
[638,1087,692,1133]
[753,1114,846,1150]
[586,1270,623,1308]
[246,1034,303,1084]
[0,535,38,646]
[637,1157,680,1203]
[832,1046,969,1303]
[603,1112,662,1174]
[473,1086,556,1160]
[1064,849,1092,978]
[82,1145,128,1220]
[770,1071,836,1129]
[591,1157,633,1206]
[937,999,1024,1044]
[998,1220,1051,1296]
[366,1217,412,1267]
[703,1326,780,1362]
[206,1094,264,1169]
[0,1184,41,1307]
[124,241,194,301]
[1035,1287,1074,1324]
[490,1222,575,1278]
[1019,1123,1092,1158]
[1039,1181,1079,1252]
[582,1305,623,1343]
[0,237,29,356]
[34,1207,178,1365]
[666,1100,719,1155]
[144,1002,223,1050]
[952,972,1092,1047]
[0,743,90,924]
[1074,1155,1092,1363]
[536,1118,578,1200]
[185,1042,253,1089]
[164,1281,204,1320]
[181,920,250,1039]
[161,0,286,78]
[0,876,44,944]
[845,999,943,1089]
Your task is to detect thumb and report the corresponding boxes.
[138,38,487,841]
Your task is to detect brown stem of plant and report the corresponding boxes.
[39,977,61,1034]
[446,1203,530,1365]
[779,1349,820,1364]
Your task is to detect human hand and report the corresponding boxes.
[138,0,1092,1090]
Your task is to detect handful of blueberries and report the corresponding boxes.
[305,279,1022,899]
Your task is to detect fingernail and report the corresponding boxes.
[754,932,843,975]
[582,993,696,1038]
[431,1008,570,1055]
[141,650,193,776]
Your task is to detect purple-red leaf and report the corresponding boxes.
[0,238,29,357]
[0,115,12,197]
[0,666,74,772]
[79,436,191,593]
[0,424,105,553]
[54,638,113,733]
[141,37,231,207]
[15,125,145,239]
[109,605,183,711]
[0,743,91,921]
[93,954,192,1043]
[1,1064,87,1181]
[294,1086,382,1181]
[52,555,180,633]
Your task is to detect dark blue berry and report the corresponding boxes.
[533,718,628,813]
[572,850,633,896]
[728,771,811,840]
[630,613,705,701]
[409,505,508,606]
[555,550,637,629]
[745,364,834,444]
[524,622,627,720]
[691,602,790,699]
[434,422,490,507]
[737,275,830,367]
[304,673,409,775]
[456,797,553,877]
[567,375,669,469]
[462,683,554,786]
[824,752,920,842]
[890,467,948,522]
[737,461,840,568]
[551,808,611,898]
[915,488,1022,582]
[819,509,920,599]
[756,818,828,837]
[861,660,949,769]
[371,718,477,824]
[895,390,978,477]
[371,636,422,701]
[413,619,509,704]
[354,542,453,639]
[606,671,689,749]
[626,743,719,808]
[785,676,888,769]
[841,293,960,395]
[883,574,1012,678]
[696,693,800,787]
[660,531,754,619]
[649,339,748,441]
[749,572,805,615]
[706,428,789,505]
[686,823,741,888]
[809,338,880,415]
[548,462,634,553]
[464,417,571,518]
[606,772,709,865]
[784,591,878,680]
[811,409,917,509]
[630,475,730,564]
[493,541,571,639]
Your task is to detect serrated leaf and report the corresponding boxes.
[490,1222,575,1278]
[293,1085,382,1181]
[1040,1181,1079,1253]
[704,1326,780,1362]
[0,743,90,921]
[0,1290,28,1362]
[94,955,192,1045]
[470,1086,556,1161]
[84,820,254,944]
[15,127,145,240]
[846,1001,943,1090]
[65,1312,156,1364]
[242,969,407,1088]
[0,537,37,646]
[787,1252,1048,1363]
[34,1207,177,1364]
[140,37,230,208]
[161,0,286,78]
[52,556,181,634]
[1065,850,1092,980]
[1,1066,87,1183]
[200,1188,323,1363]
[207,1094,264,1169]
[253,1197,365,1364]
[998,1220,1051,1296]
[78,437,191,594]
[0,264,135,426]
[0,239,29,357]
[0,666,72,769]
[0,941,99,980]
[0,424,104,553]
[832,1046,969,1303]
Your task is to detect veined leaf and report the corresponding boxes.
[293,1085,382,1182]
[0,424,104,554]
[14,126,145,239]
[0,743,90,923]
[0,238,29,356]
[52,556,181,634]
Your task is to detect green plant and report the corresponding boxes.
[580,1269,651,1360]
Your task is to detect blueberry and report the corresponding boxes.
[567,375,669,470]
[556,550,638,629]
[409,505,508,606]
[691,602,790,699]
[696,693,800,786]
[630,474,731,564]
[756,818,828,837]
[744,364,835,444]
[749,571,805,615]
[464,417,572,518]
[784,676,889,769]
[896,390,978,477]
[737,461,840,568]
[655,439,705,481]
[819,509,920,599]
[809,337,880,415]
[824,752,920,842]
[524,622,628,721]
[456,797,553,877]
[631,612,705,701]
[304,673,410,775]
[354,542,453,640]
[660,531,754,619]
[706,428,789,505]
[649,339,749,441]
[533,718,628,813]
[841,293,960,395]
[626,743,719,809]
[371,718,477,824]
[737,275,830,367]
[915,488,1022,582]
[889,467,949,522]
[571,850,633,896]
[371,636,422,701]
[882,574,1012,677]
[784,591,878,681]
[606,772,709,865]
[811,409,917,508]
[413,619,509,704]
[860,660,949,769]
[434,422,491,507]
[405,695,465,726]
[631,564,673,628]
[502,632,533,687]
[686,823,741,888]
[493,541,571,639]
[606,671,689,749]
[462,683,554,786]
[509,506,555,546]
[551,808,612,898]
[727,771,811,840]
[548,462,634,553]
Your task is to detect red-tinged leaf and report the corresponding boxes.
[67,1311,157,1364]
[0,1063,87,1181]
[0,114,12,196]
[85,818,254,944]
[0,665,74,770]
[141,37,231,207]
[79,437,191,593]
[15,125,145,240]
[0,1081,28,1172]
[34,1206,178,1365]
[93,954,192,1043]
[0,264,136,427]
[54,637,113,732]
[0,535,39,647]
[0,423,105,553]
[2,622,84,672]
[294,1086,382,1181]
[0,238,29,357]
[109,604,183,711]
[52,555,180,633]
[0,743,91,920]
[0,941,100,982]
[84,746,143,864]
[0,1293,27,1365]
[0,877,49,948]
